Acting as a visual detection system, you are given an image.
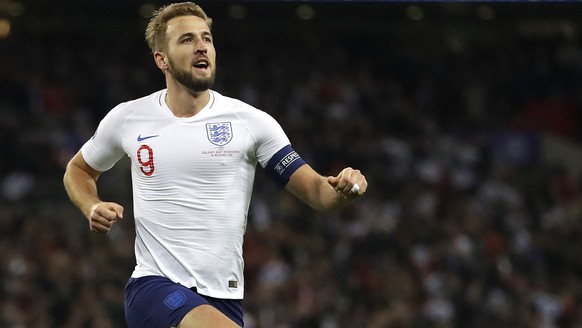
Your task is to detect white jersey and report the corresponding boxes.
[81,89,291,299]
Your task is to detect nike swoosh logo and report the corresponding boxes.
[137,134,159,142]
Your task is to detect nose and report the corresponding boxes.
[195,37,208,54]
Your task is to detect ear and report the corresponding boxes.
[154,52,168,70]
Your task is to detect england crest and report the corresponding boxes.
[206,122,233,146]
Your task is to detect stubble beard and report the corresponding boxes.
[167,57,216,93]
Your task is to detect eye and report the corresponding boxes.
[182,37,193,43]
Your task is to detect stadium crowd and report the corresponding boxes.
[1,2,582,327]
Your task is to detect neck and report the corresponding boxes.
[165,82,210,118]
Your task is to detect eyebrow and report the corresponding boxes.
[178,31,212,40]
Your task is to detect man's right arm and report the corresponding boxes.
[63,151,124,233]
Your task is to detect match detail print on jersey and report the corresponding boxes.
[265,145,306,188]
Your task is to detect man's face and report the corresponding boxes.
[163,15,216,92]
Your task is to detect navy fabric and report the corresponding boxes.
[124,276,243,327]
[265,144,306,188]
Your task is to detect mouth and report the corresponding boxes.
[193,59,210,71]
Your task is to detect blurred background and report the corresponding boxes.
[2,1,582,327]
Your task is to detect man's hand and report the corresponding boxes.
[87,202,124,233]
[327,167,367,198]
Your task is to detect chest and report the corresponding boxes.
[123,119,253,177]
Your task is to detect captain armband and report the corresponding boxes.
[264,145,306,188]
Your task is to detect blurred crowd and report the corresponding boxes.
[2,2,582,328]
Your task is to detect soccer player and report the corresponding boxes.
[63,2,367,327]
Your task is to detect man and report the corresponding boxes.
[63,2,367,327]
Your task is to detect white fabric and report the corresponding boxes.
[81,89,290,299]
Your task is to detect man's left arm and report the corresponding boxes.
[285,164,367,212]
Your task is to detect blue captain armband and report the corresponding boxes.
[265,145,306,188]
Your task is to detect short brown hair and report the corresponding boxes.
[145,2,213,53]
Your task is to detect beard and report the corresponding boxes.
[167,57,216,92]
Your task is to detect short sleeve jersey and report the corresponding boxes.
[81,89,292,299]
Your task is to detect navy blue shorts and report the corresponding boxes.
[124,276,243,327]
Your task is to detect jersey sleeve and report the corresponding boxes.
[251,110,292,168]
[249,110,306,188]
[80,104,127,172]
